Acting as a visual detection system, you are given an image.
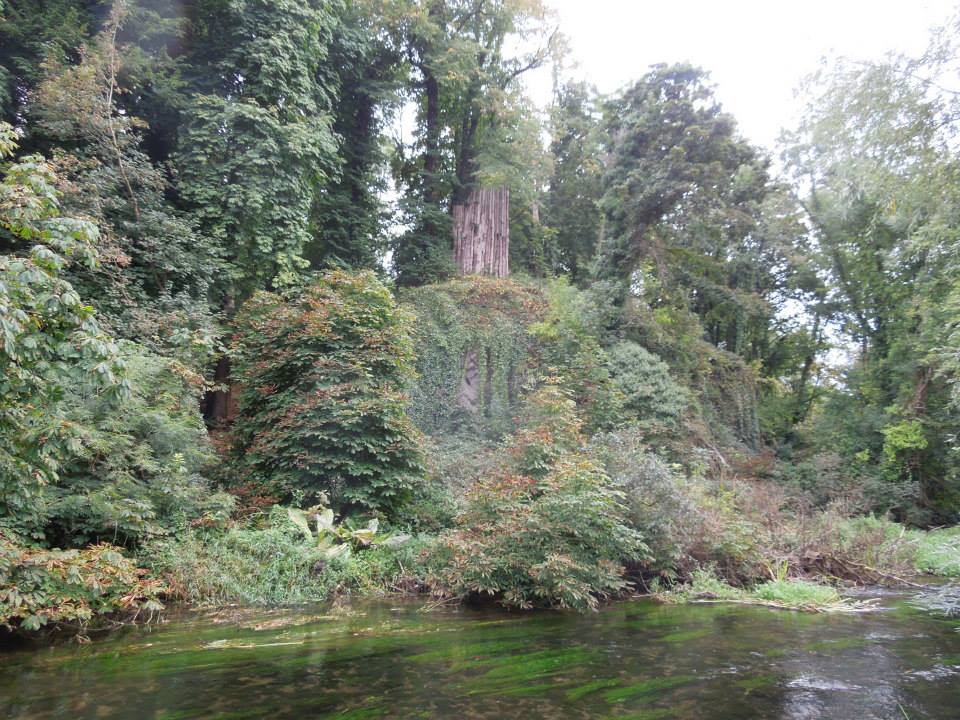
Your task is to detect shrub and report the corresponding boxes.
[143,507,428,606]
[0,124,126,536]
[0,532,163,632]
[591,429,697,575]
[428,459,646,611]
[427,386,647,610]
[231,270,424,517]
[46,347,234,547]
[606,342,687,428]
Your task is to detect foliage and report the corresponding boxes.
[427,385,647,610]
[543,81,604,283]
[782,30,960,522]
[0,123,127,536]
[388,0,558,285]
[0,531,163,632]
[529,279,624,432]
[143,506,429,606]
[231,270,424,516]
[402,276,546,435]
[606,342,688,428]
[909,525,960,577]
[46,347,235,548]
[31,6,221,372]
[590,429,696,575]
[175,0,341,296]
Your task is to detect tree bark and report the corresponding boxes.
[452,186,510,278]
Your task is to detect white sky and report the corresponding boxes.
[526,0,959,150]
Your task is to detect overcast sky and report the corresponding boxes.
[525,0,958,150]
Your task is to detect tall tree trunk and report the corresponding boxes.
[453,186,510,278]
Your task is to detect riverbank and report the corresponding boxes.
[3,506,959,639]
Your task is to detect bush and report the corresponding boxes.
[231,270,424,517]
[591,429,697,575]
[426,386,647,610]
[606,342,687,428]
[0,124,126,536]
[0,532,163,632]
[46,347,234,547]
[143,507,429,606]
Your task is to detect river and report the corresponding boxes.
[1,591,958,719]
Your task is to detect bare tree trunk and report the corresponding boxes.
[452,186,510,278]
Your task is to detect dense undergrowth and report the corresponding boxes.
[3,272,960,633]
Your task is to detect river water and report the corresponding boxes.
[1,592,958,719]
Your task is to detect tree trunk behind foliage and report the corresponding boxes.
[453,188,509,415]
[453,186,510,278]
[457,348,480,415]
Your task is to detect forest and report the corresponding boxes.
[2,0,960,645]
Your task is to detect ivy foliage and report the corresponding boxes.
[529,279,625,433]
[176,0,341,296]
[402,276,546,436]
[231,270,425,517]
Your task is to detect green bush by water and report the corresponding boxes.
[141,507,431,606]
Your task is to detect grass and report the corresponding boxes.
[911,527,960,577]
[661,569,865,612]
[140,514,430,606]
[751,579,843,608]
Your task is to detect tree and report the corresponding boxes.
[30,1,220,372]
[175,0,341,298]
[0,122,126,535]
[231,271,424,517]
[306,2,404,272]
[388,0,557,286]
[543,81,603,283]
[783,35,960,520]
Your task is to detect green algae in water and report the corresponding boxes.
[4,597,960,720]
[657,628,713,643]
[734,675,778,694]
[612,710,675,720]
[407,639,529,663]
[804,637,869,654]
[603,675,697,703]
[567,678,622,701]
